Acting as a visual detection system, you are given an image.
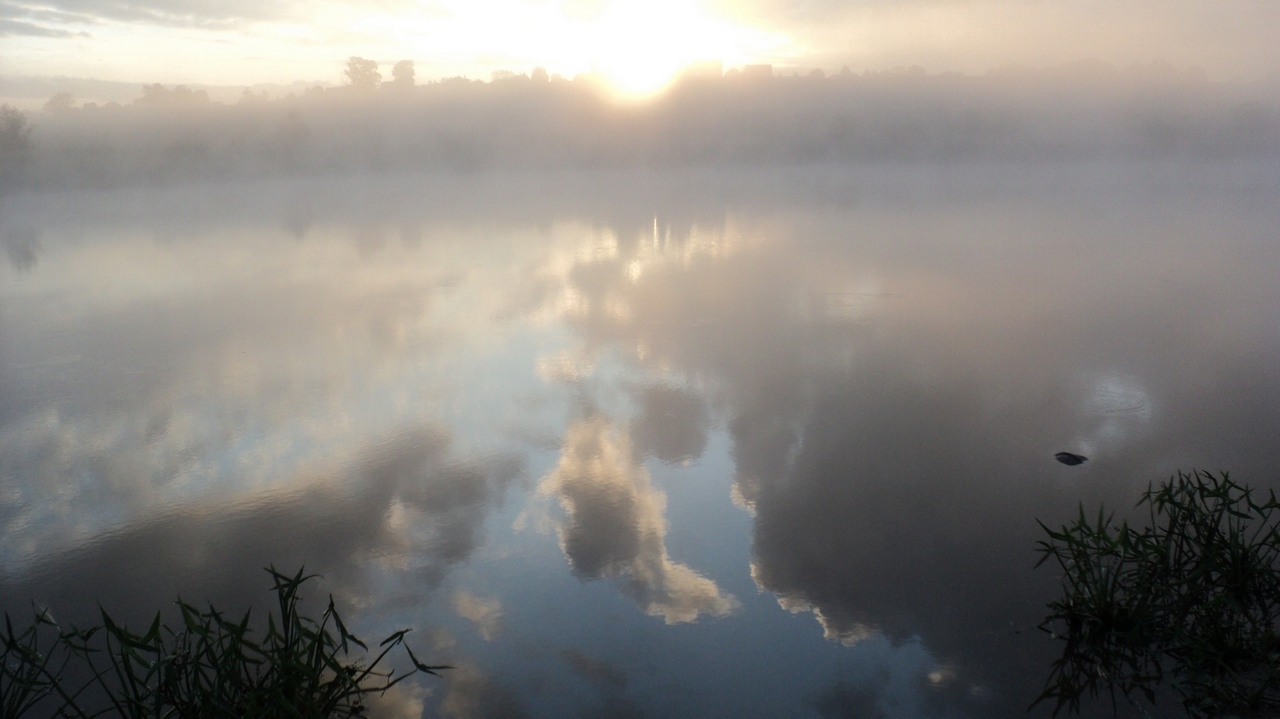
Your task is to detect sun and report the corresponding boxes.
[583,0,775,98]
[375,0,787,99]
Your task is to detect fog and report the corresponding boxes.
[3,24,1280,716]
[526,175,1280,716]
[6,0,1280,87]
[1,165,1278,717]
[2,61,1279,194]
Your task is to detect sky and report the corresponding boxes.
[2,0,1280,98]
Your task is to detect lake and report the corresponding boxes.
[2,164,1279,718]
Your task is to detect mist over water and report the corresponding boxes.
[1,64,1278,196]
[1,164,1278,717]
[3,10,1279,716]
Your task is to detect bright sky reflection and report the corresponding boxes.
[4,168,1280,717]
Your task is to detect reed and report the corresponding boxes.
[1035,470,1280,718]
[0,567,445,718]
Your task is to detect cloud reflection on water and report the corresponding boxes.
[0,425,520,628]
[539,177,1280,713]
[540,415,737,624]
[631,384,710,464]
[0,211,539,569]
[2,170,1279,717]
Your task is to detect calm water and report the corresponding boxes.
[2,166,1279,718]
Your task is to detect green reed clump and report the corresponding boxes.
[0,567,446,719]
[1035,470,1280,718]
[1,609,77,718]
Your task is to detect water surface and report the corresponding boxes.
[2,166,1279,718]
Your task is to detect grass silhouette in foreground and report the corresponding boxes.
[1035,470,1280,718]
[0,567,445,718]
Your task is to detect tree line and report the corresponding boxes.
[1,59,1277,194]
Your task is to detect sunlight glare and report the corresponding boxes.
[348,0,789,98]
[588,0,760,98]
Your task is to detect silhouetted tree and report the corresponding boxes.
[344,57,381,91]
[391,60,415,88]
[43,92,74,113]
[135,84,210,106]
[239,87,270,104]
[0,105,32,194]
[531,67,549,83]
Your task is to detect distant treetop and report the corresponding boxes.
[135,84,210,106]
[391,60,415,88]
[344,56,381,91]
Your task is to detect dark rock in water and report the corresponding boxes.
[1055,452,1088,466]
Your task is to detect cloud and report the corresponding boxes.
[0,426,522,626]
[439,661,529,719]
[539,416,737,624]
[809,673,891,719]
[718,0,1280,78]
[630,384,709,464]
[362,681,427,719]
[806,664,953,719]
[0,18,89,36]
[539,189,1280,714]
[0,215,476,565]
[561,649,644,719]
[0,1,101,26]
[11,0,295,27]
[452,590,504,641]
[561,649,626,689]
[4,150,1280,716]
